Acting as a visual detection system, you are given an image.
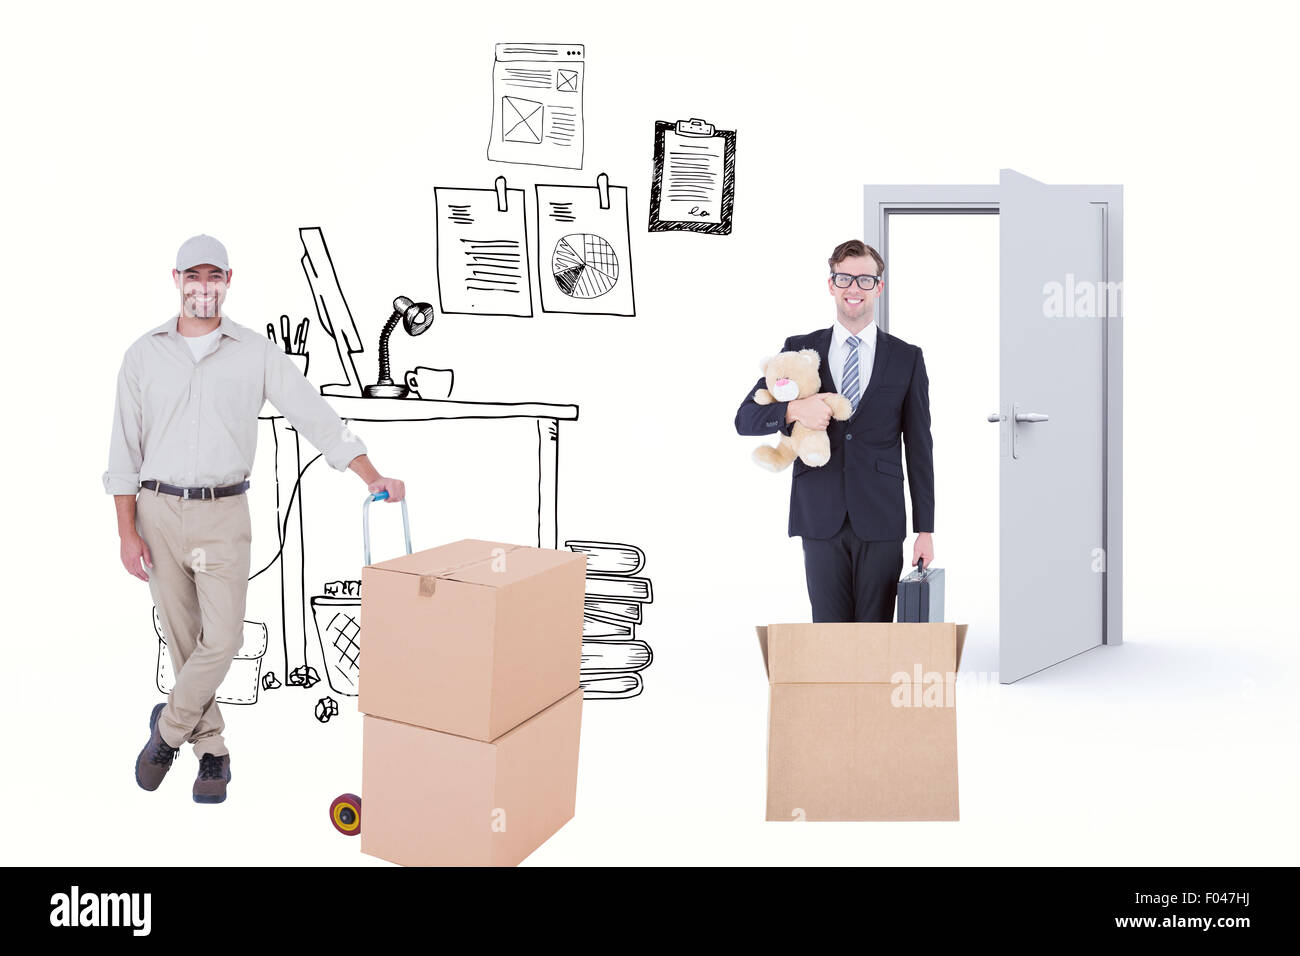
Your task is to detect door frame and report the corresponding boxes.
[862,169,1123,647]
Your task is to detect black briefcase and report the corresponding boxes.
[896,560,945,623]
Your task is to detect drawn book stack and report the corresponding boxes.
[357,539,588,866]
[567,540,654,698]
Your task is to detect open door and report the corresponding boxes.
[863,169,1123,683]
[997,169,1120,681]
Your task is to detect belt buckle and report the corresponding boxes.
[183,487,190,500]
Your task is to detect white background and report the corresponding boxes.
[2,0,1297,866]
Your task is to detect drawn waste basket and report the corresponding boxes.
[310,493,412,696]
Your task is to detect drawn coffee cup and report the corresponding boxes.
[403,366,454,399]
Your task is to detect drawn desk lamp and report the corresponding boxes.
[363,296,435,398]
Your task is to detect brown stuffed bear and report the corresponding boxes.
[751,349,853,471]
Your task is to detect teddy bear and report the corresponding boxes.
[751,349,853,471]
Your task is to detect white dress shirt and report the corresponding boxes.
[103,311,368,493]
[828,318,878,396]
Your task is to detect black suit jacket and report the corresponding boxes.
[735,325,935,541]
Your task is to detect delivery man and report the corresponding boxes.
[735,239,935,622]
[104,233,406,803]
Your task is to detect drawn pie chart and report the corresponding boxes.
[552,234,619,299]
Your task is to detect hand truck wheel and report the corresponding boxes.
[330,792,362,836]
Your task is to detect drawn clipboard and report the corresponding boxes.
[648,118,736,236]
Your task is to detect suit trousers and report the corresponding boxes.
[134,487,252,757]
[801,514,904,623]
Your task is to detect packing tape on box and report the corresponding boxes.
[413,544,524,598]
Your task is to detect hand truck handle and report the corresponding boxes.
[363,491,411,566]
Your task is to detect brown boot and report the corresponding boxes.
[135,703,179,791]
[193,753,232,804]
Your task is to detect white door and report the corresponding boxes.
[997,169,1118,682]
[863,169,1123,683]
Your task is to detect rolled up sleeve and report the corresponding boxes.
[263,342,367,471]
[103,349,144,494]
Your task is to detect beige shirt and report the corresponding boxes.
[102,312,368,494]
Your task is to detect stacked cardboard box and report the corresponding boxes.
[358,539,588,866]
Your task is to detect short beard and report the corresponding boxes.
[185,296,221,319]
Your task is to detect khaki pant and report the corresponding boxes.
[135,488,252,757]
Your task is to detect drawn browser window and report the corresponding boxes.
[487,43,585,171]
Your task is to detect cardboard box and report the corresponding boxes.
[360,539,586,740]
[360,687,583,867]
[756,622,968,822]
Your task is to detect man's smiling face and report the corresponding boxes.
[175,264,230,320]
[827,253,882,325]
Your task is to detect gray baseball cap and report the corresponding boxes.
[175,234,230,272]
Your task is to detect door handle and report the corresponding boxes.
[990,407,1050,458]
[1009,403,1048,458]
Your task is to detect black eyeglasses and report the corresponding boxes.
[831,273,881,290]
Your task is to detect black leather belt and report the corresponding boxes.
[140,479,250,499]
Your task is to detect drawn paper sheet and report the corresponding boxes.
[434,180,533,316]
[536,174,635,316]
[487,43,585,170]
[660,128,724,221]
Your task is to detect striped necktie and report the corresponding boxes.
[843,334,861,412]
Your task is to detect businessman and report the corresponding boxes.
[735,239,934,623]
[105,234,406,804]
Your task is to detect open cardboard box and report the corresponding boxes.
[757,622,968,822]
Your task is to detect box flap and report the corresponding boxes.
[764,622,962,684]
[448,546,586,589]
[368,539,522,581]
[955,624,968,671]
[756,626,770,678]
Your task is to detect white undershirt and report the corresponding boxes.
[183,326,221,362]
[828,318,878,395]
